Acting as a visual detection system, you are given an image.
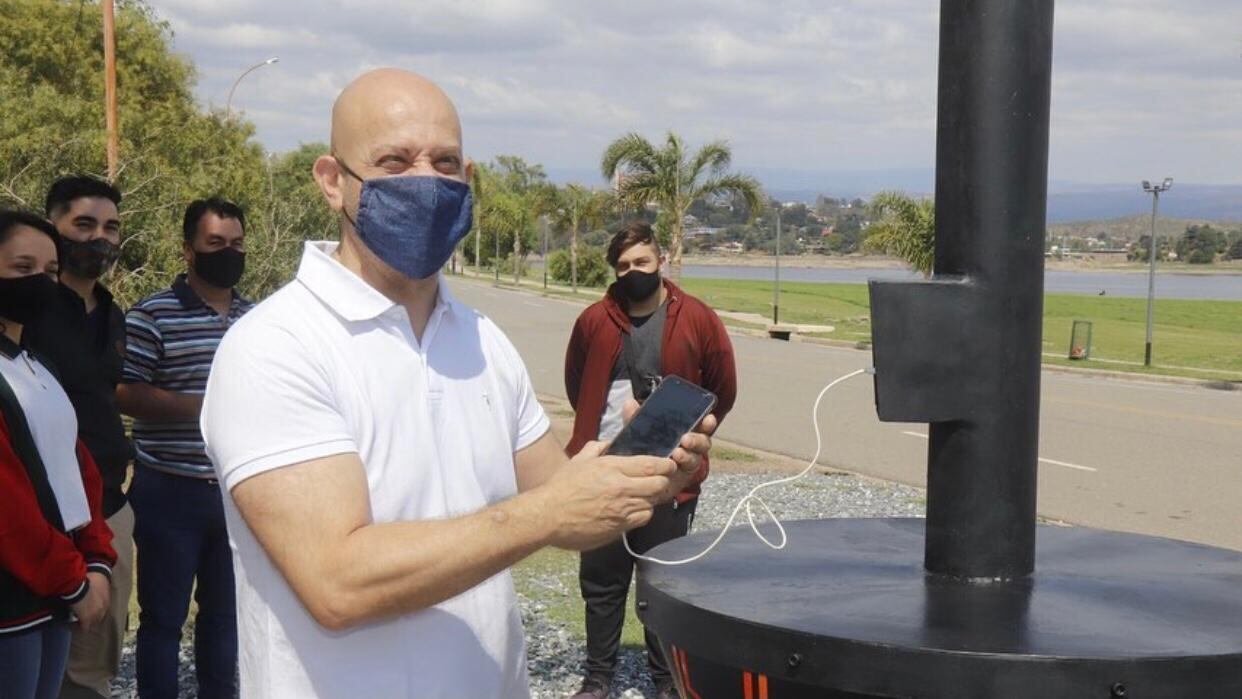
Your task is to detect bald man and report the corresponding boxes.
[200,69,714,699]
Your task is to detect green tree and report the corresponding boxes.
[551,184,613,292]
[1226,231,1242,261]
[863,192,936,276]
[548,245,609,288]
[0,0,288,305]
[601,132,764,279]
[1176,224,1225,265]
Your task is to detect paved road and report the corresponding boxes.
[447,278,1242,551]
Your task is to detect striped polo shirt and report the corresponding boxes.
[123,274,253,479]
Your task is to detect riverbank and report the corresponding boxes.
[681,253,1242,275]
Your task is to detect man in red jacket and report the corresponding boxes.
[564,222,737,699]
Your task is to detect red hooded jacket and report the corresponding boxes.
[564,279,737,502]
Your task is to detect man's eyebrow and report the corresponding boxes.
[73,215,99,224]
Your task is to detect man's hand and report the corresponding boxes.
[71,572,110,631]
[621,398,717,500]
[539,441,675,551]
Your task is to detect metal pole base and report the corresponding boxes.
[640,519,1242,699]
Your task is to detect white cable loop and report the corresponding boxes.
[625,368,868,566]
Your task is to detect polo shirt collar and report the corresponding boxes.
[296,242,459,323]
[172,274,244,311]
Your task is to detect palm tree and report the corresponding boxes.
[554,184,614,292]
[602,132,764,280]
[863,191,936,277]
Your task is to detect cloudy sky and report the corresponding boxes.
[150,0,1242,187]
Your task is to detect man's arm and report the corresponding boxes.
[117,304,200,422]
[513,412,717,498]
[564,315,589,411]
[699,309,738,421]
[116,383,203,423]
[230,446,675,632]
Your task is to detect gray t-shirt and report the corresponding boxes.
[610,302,667,401]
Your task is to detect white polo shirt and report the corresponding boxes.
[201,242,549,699]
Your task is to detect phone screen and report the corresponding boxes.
[605,376,717,458]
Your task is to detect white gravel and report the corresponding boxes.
[111,470,925,699]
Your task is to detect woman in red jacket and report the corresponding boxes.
[0,210,116,699]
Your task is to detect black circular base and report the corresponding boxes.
[637,519,1242,699]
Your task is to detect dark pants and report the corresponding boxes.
[579,500,697,686]
[129,467,237,699]
[0,623,72,699]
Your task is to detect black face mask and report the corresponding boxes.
[61,238,120,279]
[616,268,662,303]
[193,248,245,289]
[0,273,58,326]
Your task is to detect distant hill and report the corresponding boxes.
[1048,215,1242,243]
[546,166,1242,226]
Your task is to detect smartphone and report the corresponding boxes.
[605,376,718,458]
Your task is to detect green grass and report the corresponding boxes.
[681,279,875,341]
[677,279,1242,381]
[468,273,1242,380]
[713,445,760,463]
[511,548,647,650]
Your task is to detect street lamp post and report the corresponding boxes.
[102,0,118,180]
[542,215,549,290]
[773,207,782,325]
[1141,177,1173,367]
[226,57,279,117]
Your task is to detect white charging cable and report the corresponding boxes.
[624,367,870,566]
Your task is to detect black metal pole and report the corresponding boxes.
[924,0,1054,579]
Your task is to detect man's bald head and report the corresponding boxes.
[314,68,472,221]
[330,68,462,157]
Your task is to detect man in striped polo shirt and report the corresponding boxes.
[118,197,252,699]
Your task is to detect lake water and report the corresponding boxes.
[680,264,1242,301]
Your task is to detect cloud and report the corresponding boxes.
[149,0,1242,186]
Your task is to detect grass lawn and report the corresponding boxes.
[470,272,1242,380]
[677,278,1242,381]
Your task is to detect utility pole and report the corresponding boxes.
[773,207,782,324]
[541,215,549,290]
[102,0,119,180]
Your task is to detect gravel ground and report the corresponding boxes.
[111,470,924,699]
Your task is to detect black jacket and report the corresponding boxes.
[23,282,133,517]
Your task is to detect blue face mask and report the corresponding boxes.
[337,156,473,280]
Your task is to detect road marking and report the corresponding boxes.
[899,431,1097,472]
[1037,457,1097,473]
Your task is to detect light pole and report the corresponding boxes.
[226,57,279,117]
[1141,177,1173,367]
[541,215,549,290]
[102,0,118,180]
[773,207,782,325]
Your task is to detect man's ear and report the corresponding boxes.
[182,240,194,267]
[313,154,345,212]
[464,157,475,185]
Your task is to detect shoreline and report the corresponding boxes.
[681,254,1242,276]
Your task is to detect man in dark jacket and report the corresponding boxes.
[23,176,133,699]
[564,222,737,699]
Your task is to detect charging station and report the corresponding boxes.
[636,2,1242,696]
